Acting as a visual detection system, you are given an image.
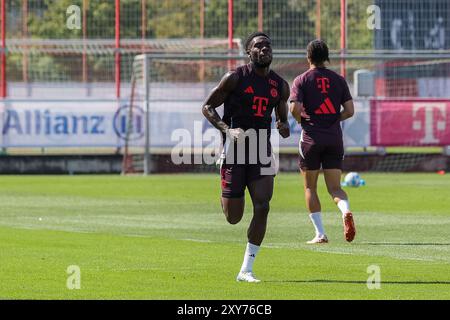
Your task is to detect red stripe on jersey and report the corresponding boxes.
[320,103,330,114]
[315,108,323,114]
[324,98,337,114]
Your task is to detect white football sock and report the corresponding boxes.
[240,242,260,273]
[309,212,325,237]
[337,200,351,217]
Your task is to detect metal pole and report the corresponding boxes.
[1,0,6,98]
[22,0,28,85]
[200,0,204,38]
[227,0,233,70]
[83,0,88,95]
[228,0,233,50]
[115,0,121,98]
[143,55,150,175]
[316,0,321,39]
[199,0,205,82]
[141,0,146,53]
[122,71,136,175]
[258,0,263,32]
[340,0,347,78]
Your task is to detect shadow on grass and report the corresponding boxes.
[265,279,450,285]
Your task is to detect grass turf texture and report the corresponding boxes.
[0,173,449,299]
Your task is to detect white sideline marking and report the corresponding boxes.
[181,238,215,243]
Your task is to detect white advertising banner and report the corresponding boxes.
[0,100,126,147]
[0,99,371,148]
[342,99,370,147]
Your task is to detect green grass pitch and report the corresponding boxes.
[0,173,449,300]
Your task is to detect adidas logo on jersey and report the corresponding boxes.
[244,86,255,94]
[315,97,337,114]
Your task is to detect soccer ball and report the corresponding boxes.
[342,172,365,187]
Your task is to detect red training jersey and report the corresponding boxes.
[290,67,352,137]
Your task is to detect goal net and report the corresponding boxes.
[122,39,244,175]
[122,52,450,175]
[362,57,450,173]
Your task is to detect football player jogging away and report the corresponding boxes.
[289,39,356,244]
[202,32,290,282]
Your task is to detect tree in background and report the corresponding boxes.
[6,0,375,84]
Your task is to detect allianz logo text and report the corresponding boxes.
[1,105,144,141]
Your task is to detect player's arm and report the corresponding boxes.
[202,71,238,134]
[290,101,304,123]
[290,100,311,123]
[275,80,290,138]
[289,78,309,123]
[340,99,354,121]
[202,72,246,141]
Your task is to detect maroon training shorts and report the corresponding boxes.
[298,132,344,171]
[220,163,273,198]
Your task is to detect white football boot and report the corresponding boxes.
[306,234,329,244]
[236,271,261,283]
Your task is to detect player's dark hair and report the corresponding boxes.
[307,39,330,65]
[244,32,271,53]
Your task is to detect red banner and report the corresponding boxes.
[371,99,450,146]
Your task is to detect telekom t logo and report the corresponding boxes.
[252,96,268,117]
[412,103,446,144]
[317,77,330,93]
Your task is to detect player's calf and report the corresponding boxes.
[247,202,270,246]
[253,201,270,217]
[327,186,348,202]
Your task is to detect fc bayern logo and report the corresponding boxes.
[271,88,278,98]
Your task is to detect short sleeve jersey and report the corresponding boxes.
[222,63,285,164]
[223,63,284,133]
[290,67,352,136]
